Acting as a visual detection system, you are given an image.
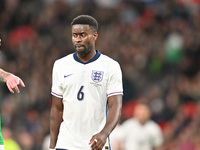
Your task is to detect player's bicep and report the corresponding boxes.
[108,95,122,111]
[52,95,63,112]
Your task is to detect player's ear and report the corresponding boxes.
[93,32,98,41]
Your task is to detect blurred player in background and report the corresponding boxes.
[0,39,25,150]
[114,102,164,150]
[50,15,123,150]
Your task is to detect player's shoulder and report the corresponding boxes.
[122,118,136,126]
[146,120,161,129]
[100,53,119,66]
[54,53,74,65]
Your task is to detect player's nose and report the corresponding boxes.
[75,35,82,42]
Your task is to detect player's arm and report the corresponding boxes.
[50,95,63,149]
[0,68,10,82]
[0,68,25,93]
[89,94,122,149]
[153,129,164,150]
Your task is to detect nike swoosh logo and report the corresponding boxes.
[64,74,73,78]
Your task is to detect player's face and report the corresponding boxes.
[72,24,97,55]
[133,104,151,125]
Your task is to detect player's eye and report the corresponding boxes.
[81,34,86,38]
[73,34,78,38]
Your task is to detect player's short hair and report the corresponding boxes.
[71,15,98,32]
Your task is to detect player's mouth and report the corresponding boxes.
[75,44,85,48]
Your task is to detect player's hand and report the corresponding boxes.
[5,74,25,93]
[89,132,107,150]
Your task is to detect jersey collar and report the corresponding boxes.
[73,50,101,64]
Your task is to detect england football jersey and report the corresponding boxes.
[51,50,123,150]
[120,118,163,150]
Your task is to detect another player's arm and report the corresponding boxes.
[153,129,164,150]
[0,68,25,93]
[89,94,122,149]
[0,39,25,93]
[0,68,11,81]
[50,96,63,149]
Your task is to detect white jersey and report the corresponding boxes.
[0,145,4,150]
[120,118,163,150]
[51,50,123,150]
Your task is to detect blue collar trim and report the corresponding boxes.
[73,50,101,64]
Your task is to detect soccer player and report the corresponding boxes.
[116,102,164,150]
[0,39,25,150]
[50,15,123,150]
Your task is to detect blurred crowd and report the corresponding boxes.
[0,0,200,149]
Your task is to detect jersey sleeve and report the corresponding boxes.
[107,61,123,97]
[152,123,164,147]
[51,61,63,98]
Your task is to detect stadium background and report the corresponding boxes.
[0,0,200,149]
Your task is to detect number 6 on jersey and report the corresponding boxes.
[77,86,84,101]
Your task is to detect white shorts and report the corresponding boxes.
[0,145,4,150]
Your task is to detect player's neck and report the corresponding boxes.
[77,49,96,63]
